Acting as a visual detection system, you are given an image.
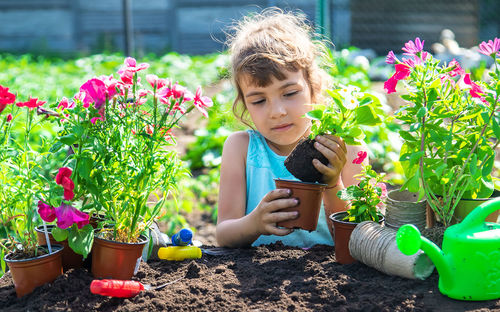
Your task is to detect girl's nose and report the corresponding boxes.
[269,99,286,118]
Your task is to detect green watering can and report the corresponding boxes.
[396,197,500,301]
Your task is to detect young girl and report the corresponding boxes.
[216,9,366,248]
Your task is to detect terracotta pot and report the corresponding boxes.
[35,225,83,271]
[4,245,63,297]
[453,189,500,223]
[329,212,384,264]
[274,179,327,231]
[91,234,148,280]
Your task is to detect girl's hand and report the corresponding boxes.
[312,134,347,187]
[250,188,299,236]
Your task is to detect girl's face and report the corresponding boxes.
[240,69,312,155]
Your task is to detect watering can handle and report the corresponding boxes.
[459,197,500,228]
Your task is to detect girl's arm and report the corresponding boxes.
[216,132,298,248]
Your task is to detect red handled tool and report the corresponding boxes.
[90,277,182,298]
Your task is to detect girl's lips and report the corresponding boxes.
[272,123,292,131]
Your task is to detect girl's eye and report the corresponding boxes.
[284,91,298,97]
[251,99,265,105]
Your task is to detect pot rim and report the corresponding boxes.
[94,233,149,245]
[329,211,385,225]
[274,178,327,187]
[3,244,64,263]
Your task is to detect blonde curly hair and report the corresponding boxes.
[226,8,330,127]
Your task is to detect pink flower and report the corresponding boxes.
[55,167,72,185]
[80,78,107,109]
[5,113,12,122]
[119,70,134,85]
[402,37,424,56]
[352,151,367,164]
[384,64,411,94]
[462,73,485,99]
[98,74,119,99]
[54,203,89,229]
[171,83,191,100]
[74,91,89,108]
[118,57,149,74]
[90,107,105,124]
[16,97,46,109]
[0,85,16,113]
[193,87,213,118]
[38,201,56,222]
[478,38,500,57]
[385,51,398,64]
[57,97,75,110]
[146,75,169,90]
[448,59,465,77]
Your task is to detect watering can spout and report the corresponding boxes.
[396,224,453,291]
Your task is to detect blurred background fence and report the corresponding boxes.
[0,0,498,56]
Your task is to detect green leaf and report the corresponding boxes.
[402,173,420,193]
[354,105,382,126]
[51,227,68,241]
[67,224,94,258]
[306,110,323,120]
[482,155,494,178]
[492,115,500,140]
[59,134,77,146]
[416,107,427,118]
[409,151,425,167]
[469,154,477,177]
[49,141,64,153]
[78,157,93,181]
[409,122,421,131]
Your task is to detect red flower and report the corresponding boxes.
[16,97,46,109]
[352,151,367,164]
[5,114,12,122]
[0,85,16,113]
[55,167,75,200]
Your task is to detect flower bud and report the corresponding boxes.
[6,113,12,122]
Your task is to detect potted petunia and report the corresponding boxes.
[278,86,383,231]
[330,152,387,264]
[52,57,212,279]
[36,166,92,271]
[0,88,65,297]
[384,37,499,227]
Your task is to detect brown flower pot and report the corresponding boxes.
[452,189,500,224]
[329,212,385,265]
[4,245,63,297]
[91,234,148,280]
[35,225,83,271]
[274,179,326,231]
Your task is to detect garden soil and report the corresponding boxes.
[1,211,499,312]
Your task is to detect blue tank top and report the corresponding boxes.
[245,130,333,247]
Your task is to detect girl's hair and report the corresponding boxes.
[226,8,330,127]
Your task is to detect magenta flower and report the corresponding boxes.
[402,38,424,56]
[385,51,398,64]
[462,73,485,99]
[16,97,46,109]
[55,167,75,201]
[478,38,500,57]
[119,70,134,85]
[0,85,16,113]
[352,151,367,164]
[54,203,89,229]
[98,74,119,99]
[38,201,56,222]
[118,57,150,74]
[384,64,411,94]
[193,87,213,118]
[57,97,75,110]
[79,78,107,110]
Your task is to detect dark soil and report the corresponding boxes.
[2,241,499,312]
[285,138,328,183]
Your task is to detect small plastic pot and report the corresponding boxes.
[4,245,63,297]
[274,179,327,231]
[91,234,148,280]
[330,212,385,264]
[35,225,83,271]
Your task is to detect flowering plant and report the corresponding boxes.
[51,57,212,243]
[307,86,383,145]
[0,86,87,259]
[337,151,387,223]
[384,37,499,226]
